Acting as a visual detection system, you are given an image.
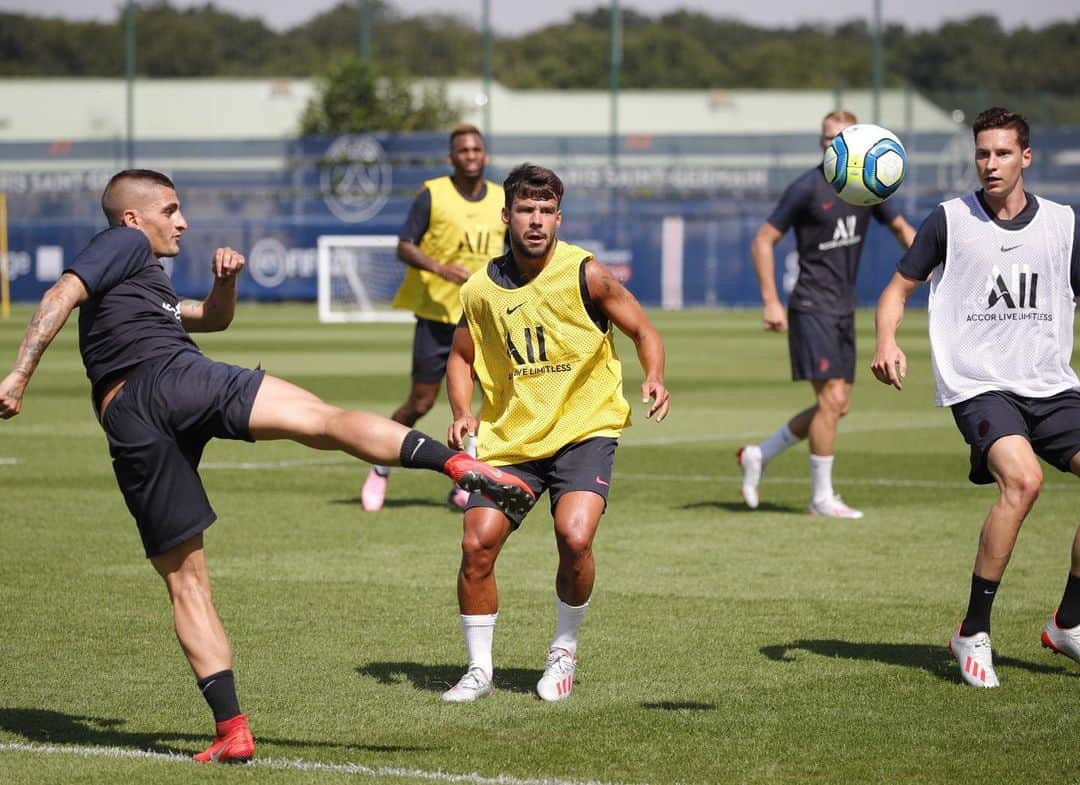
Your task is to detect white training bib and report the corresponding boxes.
[927,193,1078,405]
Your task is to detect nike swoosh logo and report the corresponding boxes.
[1000,244,1022,252]
[506,303,526,315]
[409,437,426,461]
[595,476,609,487]
[210,739,232,763]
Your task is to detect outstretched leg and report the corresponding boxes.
[247,375,534,516]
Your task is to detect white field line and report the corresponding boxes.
[0,741,638,785]
[0,457,17,465]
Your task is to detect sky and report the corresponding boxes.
[1,0,1075,33]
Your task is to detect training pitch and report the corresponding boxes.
[1,304,1078,784]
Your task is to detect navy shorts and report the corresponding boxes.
[464,436,617,529]
[787,309,856,383]
[99,351,265,558]
[950,389,1080,485]
[411,317,456,383]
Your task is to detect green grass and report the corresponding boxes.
[2,303,1080,784]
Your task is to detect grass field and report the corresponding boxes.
[2,303,1080,785]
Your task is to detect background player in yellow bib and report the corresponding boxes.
[362,124,506,511]
[440,163,670,702]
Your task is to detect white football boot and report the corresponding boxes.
[736,445,763,509]
[949,628,1000,688]
[808,495,864,519]
[441,667,493,702]
[1041,613,1080,665]
[536,647,577,702]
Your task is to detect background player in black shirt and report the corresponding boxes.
[0,169,534,763]
[738,109,915,518]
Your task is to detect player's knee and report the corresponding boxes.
[817,387,850,417]
[556,526,595,559]
[407,392,438,417]
[460,533,499,573]
[1001,469,1043,509]
[161,565,211,605]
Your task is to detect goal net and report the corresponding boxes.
[316,234,413,323]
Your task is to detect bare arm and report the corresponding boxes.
[870,272,924,390]
[397,240,470,285]
[887,214,917,250]
[750,222,787,332]
[181,246,244,333]
[0,272,88,418]
[585,259,669,422]
[446,324,478,448]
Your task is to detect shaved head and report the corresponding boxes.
[101,169,177,226]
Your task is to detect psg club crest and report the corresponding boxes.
[321,135,392,223]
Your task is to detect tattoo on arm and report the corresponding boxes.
[180,300,203,321]
[13,277,83,378]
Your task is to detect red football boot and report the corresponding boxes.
[193,714,255,764]
[444,454,536,517]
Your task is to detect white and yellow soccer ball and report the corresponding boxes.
[822,123,907,206]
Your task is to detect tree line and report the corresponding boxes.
[2,1,1078,125]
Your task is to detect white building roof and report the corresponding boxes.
[0,77,957,142]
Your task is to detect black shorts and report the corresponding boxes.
[464,436,617,529]
[412,317,456,383]
[99,351,265,558]
[787,309,856,383]
[950,389,1080,485]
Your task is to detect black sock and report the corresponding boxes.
[197,669,241,723]
[399,429,455,472]
[1055,573,1080,629]
[959,573,1000,637]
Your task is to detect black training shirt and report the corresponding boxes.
[65,227,198,403]
[767,165,901,315]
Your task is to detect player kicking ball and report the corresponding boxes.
[0,169,535,761]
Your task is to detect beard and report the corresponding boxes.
[510,231,555,260]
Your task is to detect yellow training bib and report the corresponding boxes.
[461,240,631,464]
[392,176,505,324]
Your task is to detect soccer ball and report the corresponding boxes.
[822,123,907,206]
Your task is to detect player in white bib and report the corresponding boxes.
[873,108,1080,688]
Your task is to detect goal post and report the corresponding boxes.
[316,234,413,323]
[1,193,8,320]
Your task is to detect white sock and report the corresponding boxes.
[759,423,800,463]
[810,454,835,502]
[373,465,391,477]
[550,598,589,655]
[460,613,497,676]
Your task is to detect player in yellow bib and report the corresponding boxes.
[440,164,670,702]
[362,125,506,511]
